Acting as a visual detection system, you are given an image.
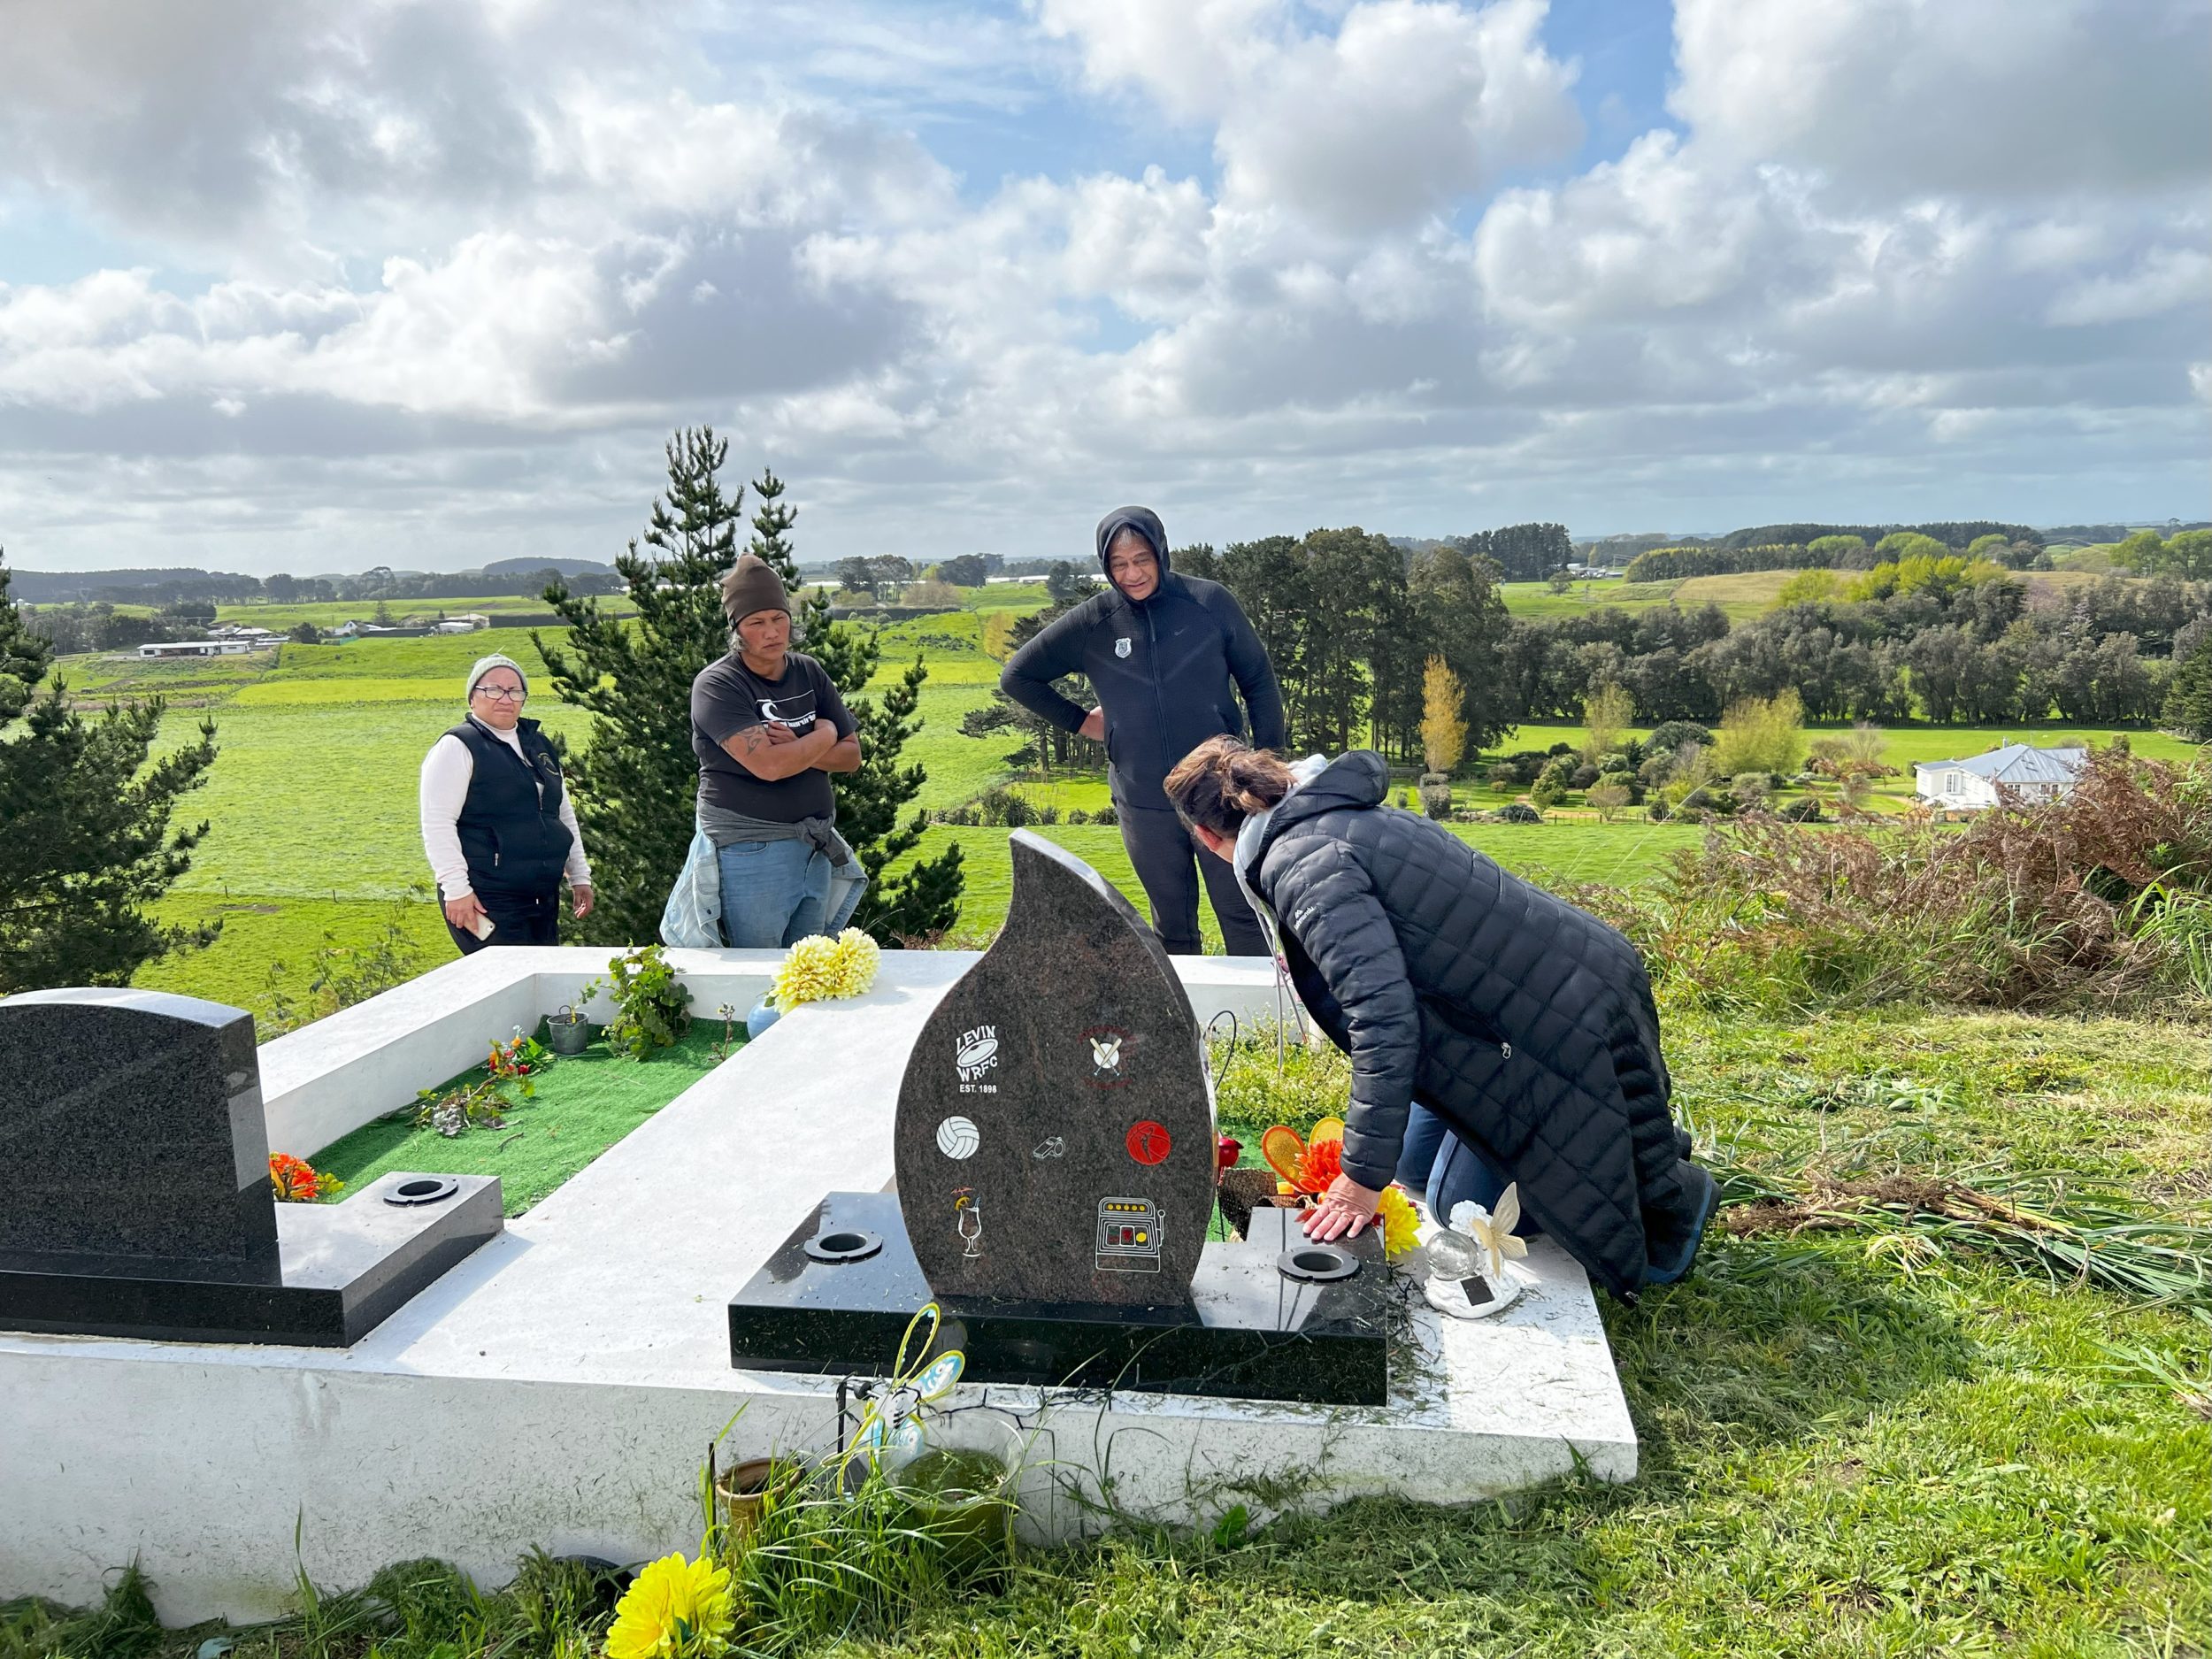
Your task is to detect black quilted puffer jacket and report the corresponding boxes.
[1243,750,1709,1300]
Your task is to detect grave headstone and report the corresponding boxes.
[731,833,1393,1403]
[0,988,276,1273]
[0,987,503,1346]
[891,831,1217,1307]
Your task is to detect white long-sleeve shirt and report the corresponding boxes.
[419,721,591,901]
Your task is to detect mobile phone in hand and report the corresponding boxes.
[470,911,496,940]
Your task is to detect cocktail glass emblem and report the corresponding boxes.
[953,1189,984,1260]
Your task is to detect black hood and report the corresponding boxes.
[1253,751,1388,864]
[1095,505,1171,592]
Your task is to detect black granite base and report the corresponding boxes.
[0,1172,503,1347]
[729,1193,1390,1405]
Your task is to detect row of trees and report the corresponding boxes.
[1148,527,2208,757]
[1502,573,2206,726]
[1625,530,2045,582]
[1177,530,1517,757]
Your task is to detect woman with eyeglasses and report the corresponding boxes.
[418,652,594,954]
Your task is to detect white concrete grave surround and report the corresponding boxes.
[0,947,1636,1624]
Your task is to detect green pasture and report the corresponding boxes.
[135,895,456,1027]
[897,818,1710,949]
[1497,578,1682,618]
[1494,719,2199,770]
[212,595,631,629]
[45,592,2189,1018]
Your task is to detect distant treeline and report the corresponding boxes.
[1708,521,2041,553]
[1173,526,2208,754]
[1500,570,2206,726]
[11,562,623,606]
[1626,528,2044,583]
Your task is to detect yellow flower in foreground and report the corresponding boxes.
[771,927,881,1010]
[1377,1186,1420,1259]
[605,1553,733,1659]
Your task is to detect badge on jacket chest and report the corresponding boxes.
[1114,637,1132,658]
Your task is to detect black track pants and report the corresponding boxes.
[1117,803,1269,957]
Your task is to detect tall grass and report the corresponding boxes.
[1606,748,2212,1014]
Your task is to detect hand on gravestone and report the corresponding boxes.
[1302,1174,1382,1242]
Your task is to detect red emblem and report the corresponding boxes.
[1125,1120,1171,1165]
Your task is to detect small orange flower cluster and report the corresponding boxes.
[1261,1119,1346,1196]
[268,1152,342,1203]
[487,1035,534,1081]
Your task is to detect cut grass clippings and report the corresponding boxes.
[310,1023,732,1215]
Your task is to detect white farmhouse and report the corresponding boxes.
[1913,742,2087,811]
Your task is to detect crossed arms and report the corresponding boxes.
[722,718,861,780]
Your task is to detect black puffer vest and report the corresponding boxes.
[448,716,573,900]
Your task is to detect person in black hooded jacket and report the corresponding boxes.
[1164,734,1717,1302]
[1001,506,1286,956]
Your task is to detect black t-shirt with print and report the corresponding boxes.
[690,650,855,821]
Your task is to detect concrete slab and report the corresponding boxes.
[0,948,1635,1624]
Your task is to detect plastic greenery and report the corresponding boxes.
[604,1552,734,1659]
[605,943,694,1058]
[770,928,881,1010]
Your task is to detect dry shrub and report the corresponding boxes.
[1625,747,2211,1014]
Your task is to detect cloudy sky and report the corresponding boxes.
[1,0,2206,576]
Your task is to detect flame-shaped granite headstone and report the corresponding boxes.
[893,831,1216,1306]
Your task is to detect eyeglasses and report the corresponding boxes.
[473,684,526,702]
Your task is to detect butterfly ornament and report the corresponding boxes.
[1423,1182,1528,1321]
[848,1302,967,1474]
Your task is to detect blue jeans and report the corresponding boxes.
[717,840,832,948]
[1394,1102,1539,1233]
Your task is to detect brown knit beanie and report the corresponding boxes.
[720,555,790,626]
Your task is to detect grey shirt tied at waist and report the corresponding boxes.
[696,802,856,868]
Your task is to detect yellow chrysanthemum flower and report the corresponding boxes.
[605,1553,733,1659]
[827,926,880,996]
[770,928,883,1010]
[1377,1186,1419,1259]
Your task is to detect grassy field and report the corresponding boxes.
[46,585,2191,1022]
[894,818,1714,949]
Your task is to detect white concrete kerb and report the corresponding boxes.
[0,947,1635,1624]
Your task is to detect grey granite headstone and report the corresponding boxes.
[0,987,505,1345]
[891,830,1217,1307]
[0,987,277,1275]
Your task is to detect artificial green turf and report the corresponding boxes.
[308,1022,733,1216]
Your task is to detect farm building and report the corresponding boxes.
[1914,743,2087,811]
[134,638,259,659]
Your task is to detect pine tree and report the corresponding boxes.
[535,442,963,947]
[2164,627,2212,742]
[744,469,964,944]
[0,549,221,993]
[535,427,745,944]
[960,602,1101,774]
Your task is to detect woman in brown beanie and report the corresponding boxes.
[688,555,864,947]
[1163,735,1714,1302]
